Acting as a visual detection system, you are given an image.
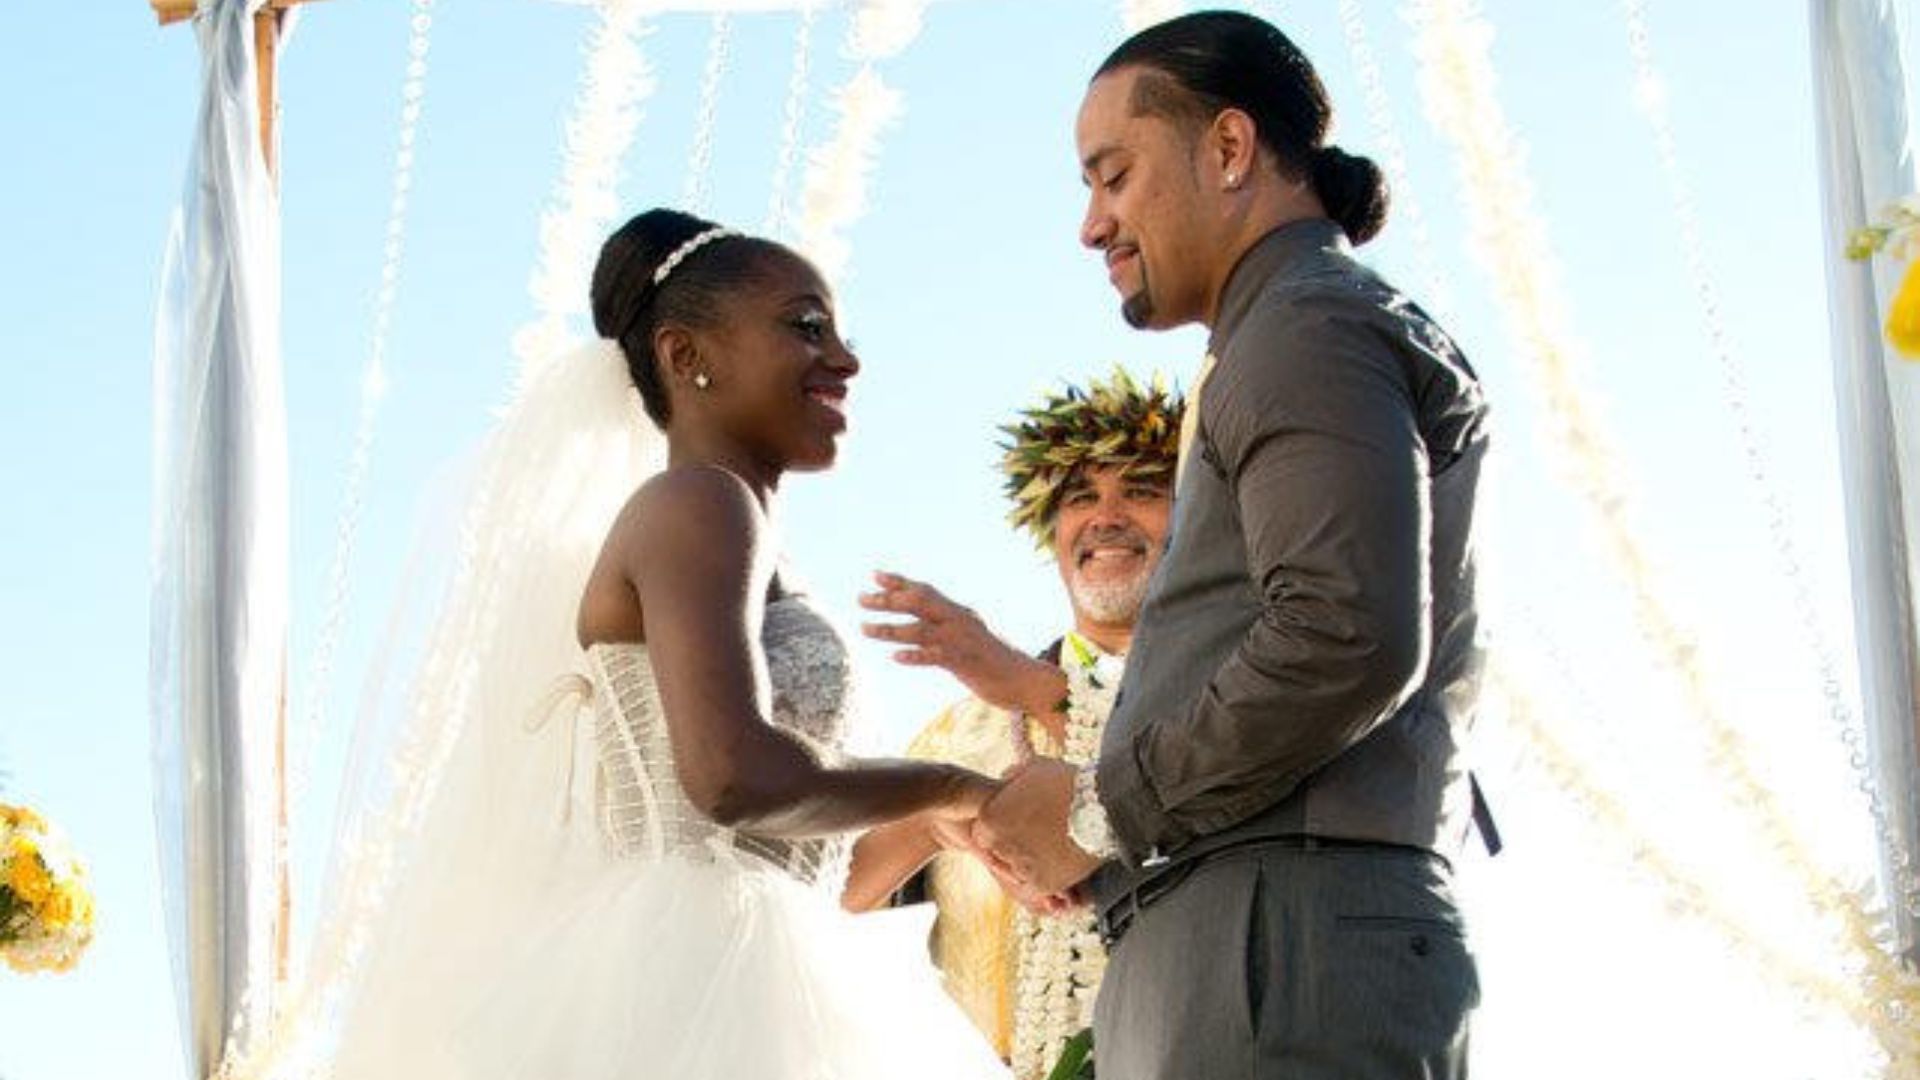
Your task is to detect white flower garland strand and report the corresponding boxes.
[1409,0,1920,1069]
[1618,0,1918,922]
[762,2,818,236]
[1327,0,1455,321]
[1009,642,1115,1080]
[794,68,899,281]
[792,0,925,280]
[679,12,733,215]
[847,0,925,61]
[288,0,436,847]
[234,7,439,1065]
[1492,662,1920,1077]
[1409,0,1840,920]
[517,0,657,378]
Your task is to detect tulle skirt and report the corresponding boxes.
[443,847,1007,1080]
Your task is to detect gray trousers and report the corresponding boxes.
[1092,842,1477,1080]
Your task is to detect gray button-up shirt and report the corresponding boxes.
[1090,219,1490,905]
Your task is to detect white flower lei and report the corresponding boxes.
[1008,634,1119,1079]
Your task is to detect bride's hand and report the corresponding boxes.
[929,768,1000,822]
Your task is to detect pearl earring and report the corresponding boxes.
[1225,172,1240,189]
[693,372,711,390]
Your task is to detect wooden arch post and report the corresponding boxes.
[151,0,326,181]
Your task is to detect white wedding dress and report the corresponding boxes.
[430,595,1005,1080]
[287,344,1002,1080]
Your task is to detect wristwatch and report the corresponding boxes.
[1067,763,1119,859]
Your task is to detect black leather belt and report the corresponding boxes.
[1092,858,1196,948]
[1092,834,1441,948]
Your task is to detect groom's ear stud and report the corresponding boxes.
[693,372,712,390]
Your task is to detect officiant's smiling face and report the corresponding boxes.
[1077,66,1221,331]
[1052,463,1172,627]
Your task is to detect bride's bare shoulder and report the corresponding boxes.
[603,465,770,582]
[634,463,759,511]
[580,467,767,647]
[616,465,764,542]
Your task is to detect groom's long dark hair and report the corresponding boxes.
[1096,10,1390,245]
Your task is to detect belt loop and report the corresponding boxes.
[1098,886,1141,948]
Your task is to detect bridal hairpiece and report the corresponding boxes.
[652,226,738,287]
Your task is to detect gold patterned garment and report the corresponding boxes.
[906,634,1120,1078]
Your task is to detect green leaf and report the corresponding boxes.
[1848,226,1889,261]
[1044,1028,1095,1080]
[1065,633,1097,669]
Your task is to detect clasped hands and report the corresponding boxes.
[938,757,1105,916]
[860,570,1106,914]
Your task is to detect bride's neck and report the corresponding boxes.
[667,433,782,506]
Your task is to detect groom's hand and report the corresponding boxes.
[922,811,1073,915]
[859,571,1066,716]
[927,814,982,856]
[974,757,1103,897]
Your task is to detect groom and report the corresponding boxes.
[974,12,1491,1079]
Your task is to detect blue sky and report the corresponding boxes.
[0,2,1912,1077]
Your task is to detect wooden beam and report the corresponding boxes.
[151,0,324,28]
[256,6,280,180]
[152,1,325,182]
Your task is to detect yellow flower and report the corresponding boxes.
[1889,257,1920,358]
[41,882,81,930]
[63,881,91,929]
[0,803,96,974]
[5,842,54,908]
[0,804,48,833]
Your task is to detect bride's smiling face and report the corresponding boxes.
[686,252,861,473]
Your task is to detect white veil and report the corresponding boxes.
[239,339,663,1079]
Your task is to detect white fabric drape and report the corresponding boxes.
[149,1,290,1075]
[1811,0,1920,962]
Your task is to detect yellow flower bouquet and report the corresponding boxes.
[0,803,95,973]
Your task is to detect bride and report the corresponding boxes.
[299,208,1008,1079]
